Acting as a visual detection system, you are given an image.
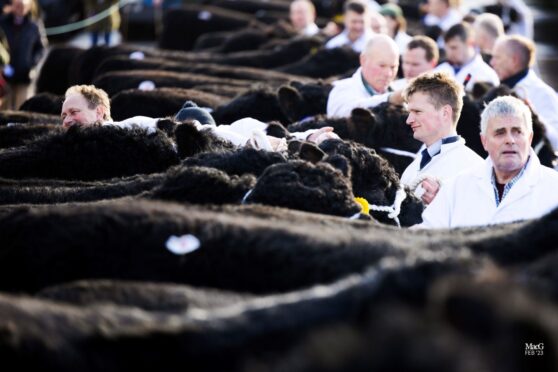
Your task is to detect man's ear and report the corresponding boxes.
[443,104,452,121]
[480,133,488,152]
[95,105,106,121]
[359,53,366,66]
[528,130,534,146]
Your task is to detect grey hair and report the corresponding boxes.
[480,96,532,135]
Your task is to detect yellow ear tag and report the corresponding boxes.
[354,197,369,215]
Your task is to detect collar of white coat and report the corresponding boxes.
[351,67,394,96]
[476,148,541,188]
[418,136,466,158]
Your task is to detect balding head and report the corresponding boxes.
[362,33,399,57]
[360,34,399,93]
[289,0,316,33]
[490,35,535,80]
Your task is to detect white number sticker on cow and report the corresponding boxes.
[198,11,212,21]
[165,234,201,255]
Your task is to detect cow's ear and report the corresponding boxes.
[289,80,304,90]
[278,85,304,122]
[299,142,326,163]
[156,119,176,137]
[288,139,303,155]
[351,107,374,124]
[174,121,208,158]
[266,121,289,138]
[350,107,377,136]
[325,154,351,178]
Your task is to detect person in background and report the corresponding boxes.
[327,34,405,117]
[483,0,533,39]
[472,12,505,64]
[289,0,320,36]
[435,22,499,92]
[84,0,121,46]
[325,0,374,53]
[0,0,46,110]
[369,9,387,34]
[0,27,9,107]
[419,95,558,228]
[380,3,411,54]
[491,35,558,150]
[391,35,439,91]
[422,0,462,47]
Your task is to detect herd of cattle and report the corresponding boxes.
[1,1,558,370]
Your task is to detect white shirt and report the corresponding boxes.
[326,67,392,117]
[104,116,159,134]
[503,0,534,39]
[325,29,375,53]
[423,8,462,47]
[513,69,558,150]
[390,77,409,91]
[435,53,500,92]
[400,137,483,197]
[423,8,462,32]
[394,31,412,55]
[301,23,320,36]
[194,117,318,149]
[107,116,320,151]
[420,149,558,228]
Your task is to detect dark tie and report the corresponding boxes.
[420,148,431,170]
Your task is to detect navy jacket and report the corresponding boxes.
[0,14,46,83]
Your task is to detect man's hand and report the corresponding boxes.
[307,126,340,144]
[420,176,441,205]
[388,89,405,105]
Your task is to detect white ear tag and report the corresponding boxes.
[165,234,201,255]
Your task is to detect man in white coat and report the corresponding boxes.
[325,0,374,53]
[289,0,320,36]
[400,71,483,205]
[326,34,405,117]
[420,95,558,228]
[435,22,500,92]
[490,34,558,150]
[391,35,439,91]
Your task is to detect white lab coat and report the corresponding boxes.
[513,69,558,150]
[400,138,483,194]
[326,67,391,117]
[420,149,558,228]
[325,29,375,53]
[104,116,159,134]
[394,31,412,54]
[435,53,500,92]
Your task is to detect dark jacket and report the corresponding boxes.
[84,0,120,33]
[0,13,46,83]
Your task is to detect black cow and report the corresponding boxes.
[159,5,267,51]
[288,105,422,175]
[110,88,227,121]
[0,125,179,181]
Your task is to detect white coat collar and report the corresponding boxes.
[476,148,541,206]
